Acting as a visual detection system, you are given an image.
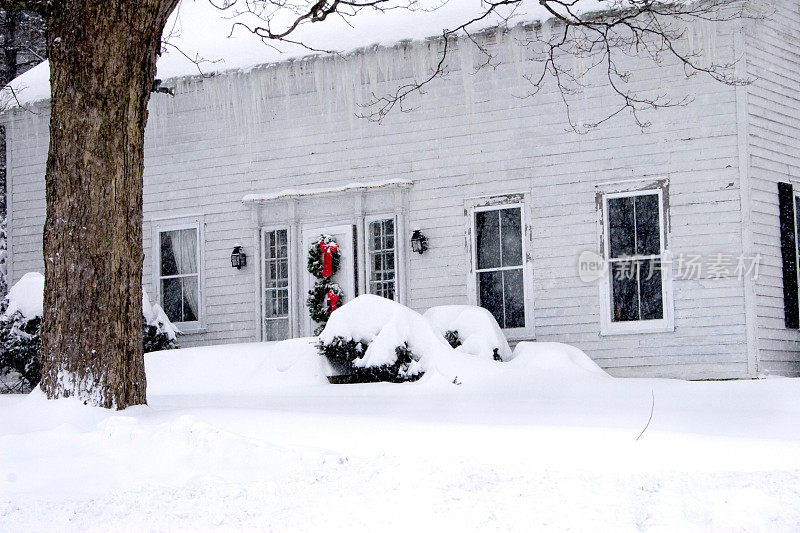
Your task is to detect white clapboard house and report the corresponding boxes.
[2,0,799,378]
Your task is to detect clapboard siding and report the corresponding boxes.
[745,0,800,376]
[2,12,775,377]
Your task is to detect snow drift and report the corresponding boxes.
[424,304,513,361]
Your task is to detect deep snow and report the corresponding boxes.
[1,339,799,531]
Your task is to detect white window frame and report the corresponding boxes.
[260,225,293,342]
[599,188,674,335]
[364,213,399,302]
[466,196,534,340]
[152,216,204,333]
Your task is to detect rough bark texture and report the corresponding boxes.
[38,1,178,408]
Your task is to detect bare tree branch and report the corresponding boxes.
[212,0,758,130]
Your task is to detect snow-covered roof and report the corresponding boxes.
[242,178,413,203]
[2,0,609,108]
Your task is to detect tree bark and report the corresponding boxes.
[39,1,178,408]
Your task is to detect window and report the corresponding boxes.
[367,218,396,300]
[263,228,290,341]
[159,227,200,325]
[601,188,672,334]
[473,205,526,329]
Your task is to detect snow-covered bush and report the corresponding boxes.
[142,290,180,353]
[318,295,452,382]
[0,272,44,390]
[0,273,179,392]
[424,305,513,362]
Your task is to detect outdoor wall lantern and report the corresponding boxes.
[230,245,247,269]
[411,229,428,254]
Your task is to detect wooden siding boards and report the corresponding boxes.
[6,5,798,377]
[745,0,800,376]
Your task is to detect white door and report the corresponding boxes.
[302,224,356,336]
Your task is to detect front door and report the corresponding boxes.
[302,224,356,336]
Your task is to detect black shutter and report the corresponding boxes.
[778,182,799,328]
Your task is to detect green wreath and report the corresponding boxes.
[307,235,341,279]
[307,280,344,327]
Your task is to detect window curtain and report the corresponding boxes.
[173,229,199,320]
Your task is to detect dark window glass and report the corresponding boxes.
[476,210,501,270]
[162,278,182,323]
[611,260,664,322]
[503,269,525,328]
[500,208,523,267]
[635,194,661,256]
[478,271,504,326]
[160,233,178,276]
[608,197,635,258]
[640,260,664,320]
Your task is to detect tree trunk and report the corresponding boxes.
[39,1,178,409]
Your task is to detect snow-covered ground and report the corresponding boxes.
[1,339,799,531]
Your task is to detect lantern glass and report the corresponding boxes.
[231,246,246,269]
[411,230,428,254]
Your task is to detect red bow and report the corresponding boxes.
[327,290,339,313]
[319,241,338,278]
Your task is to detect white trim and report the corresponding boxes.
[465,195,534,340]
[734,20,759,376]
[242,179,412,203]
[598,188,675,336]
[4,118,13,286]
[364,213,400,302]
[260,225,293,342]
[151,215,205,333]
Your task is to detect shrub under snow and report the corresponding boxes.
[423,305,513,362]
[0,273,179,392]
[318,294,453,382]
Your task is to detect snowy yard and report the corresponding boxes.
[1,338,800,532]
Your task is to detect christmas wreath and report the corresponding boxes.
[306,282,345,325]
[307,235,344,332]
[307,234,341,279]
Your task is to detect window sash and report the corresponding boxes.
[263,228,291,341]
[367,217,397,300]
[158,226,200,325]
[603,190,667,327]
[472,203,527,331]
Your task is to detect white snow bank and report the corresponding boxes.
[145,338,329,396]
[320,294,453,376]
[510,341,610,379]
[3,272,44,319]
[424,305,512,361]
